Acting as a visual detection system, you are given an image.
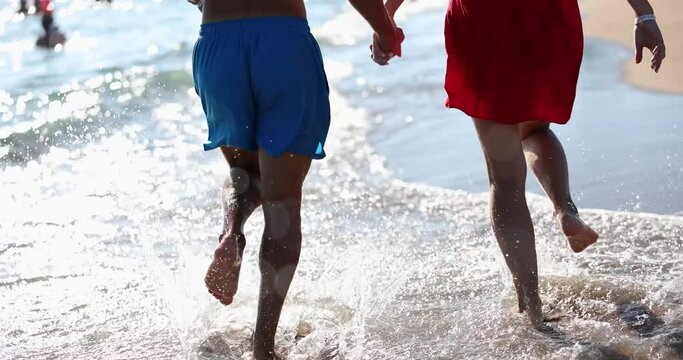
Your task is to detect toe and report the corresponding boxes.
[209,290,221,299]
[219,296,233,305]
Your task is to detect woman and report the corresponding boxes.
[376,0,666,328]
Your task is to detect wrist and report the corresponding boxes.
[635,13,656,25]
[376,28,398,51]
[377,25,398,39]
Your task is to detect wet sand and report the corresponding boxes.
[582,0,683,93]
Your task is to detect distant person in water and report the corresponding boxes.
[36,0,49,13]
[15,0,46,14]
[17,0,28,14]
[36,12,66,48]
[188,0,402,359]
[379,0,665,329]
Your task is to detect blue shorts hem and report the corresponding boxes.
[203,141,326,160]
[203,140,257,153]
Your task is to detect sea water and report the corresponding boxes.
[1,1,682,359]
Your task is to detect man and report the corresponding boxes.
[189,0,403,359]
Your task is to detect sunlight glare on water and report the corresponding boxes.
[1,1,682,360]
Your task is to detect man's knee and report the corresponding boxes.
[261,199,301,240]
[226,167,252,195]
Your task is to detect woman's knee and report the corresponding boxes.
[486,154,528,186]
[519,121,550,140]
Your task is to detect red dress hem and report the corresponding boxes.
[444,98,571,125]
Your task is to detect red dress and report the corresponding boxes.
[444,0,584,124]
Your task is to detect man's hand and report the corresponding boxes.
[634,20,665,73]
[370,27,405,66]
[187,0,204,11]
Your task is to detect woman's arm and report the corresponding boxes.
[627,0,653,16]
[385,0,405,18]
[187,0,203,12]
[627,0,665,72]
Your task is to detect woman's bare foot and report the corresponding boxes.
[205,233,246,305]
[556,210,599,253]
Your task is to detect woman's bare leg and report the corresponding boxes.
[473,118,543,328]
[519,122,598,253]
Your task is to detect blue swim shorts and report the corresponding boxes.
[192,16,330,159]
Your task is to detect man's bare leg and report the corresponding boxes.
[205,147,262,305]
[520,122,598,253]
[252,150,311,360]
[473,118,544,328]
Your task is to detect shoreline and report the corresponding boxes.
[582,0,683,94]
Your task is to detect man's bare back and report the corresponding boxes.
[200,0,306,23]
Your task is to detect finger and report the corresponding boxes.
[654,45,666,60]
[379,54,394,65]
[635,44,644,64]
[653,46,665,72]
[395,28,405,57]
[371,54,388,66]
[396,27,406,43]
[372,48,393,64]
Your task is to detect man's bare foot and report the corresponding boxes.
[523,292,545,329]
[252,348,282,360]
[205,233,246,305]
[514,278,526,313]
[556,210,598,253]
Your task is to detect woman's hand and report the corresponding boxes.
[634,20,665,72]
[370,27,405,66]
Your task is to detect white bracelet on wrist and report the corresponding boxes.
[635,14,656,25]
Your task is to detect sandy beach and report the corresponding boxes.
[582,0,683,93]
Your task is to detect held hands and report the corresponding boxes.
[634,19,665,72]
[370,27,405,66]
